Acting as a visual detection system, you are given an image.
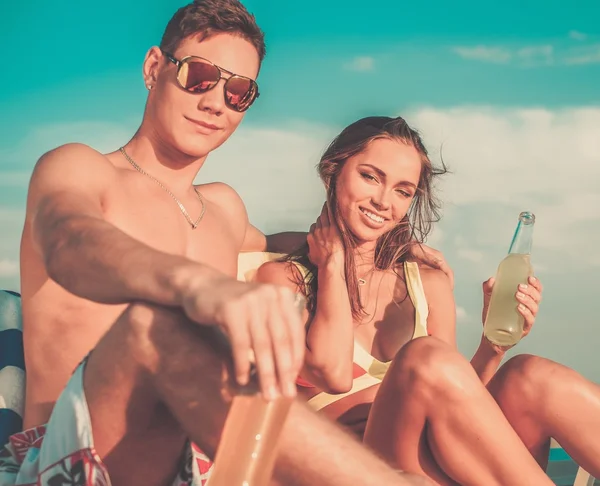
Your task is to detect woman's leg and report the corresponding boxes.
[489,354,600,478]
[363,337,553,486]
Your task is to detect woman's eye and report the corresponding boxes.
[361,172,377,182]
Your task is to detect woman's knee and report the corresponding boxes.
[492,354,556,405]
[388,337,479,401]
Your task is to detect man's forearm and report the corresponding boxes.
[266,232,307,254]
[39,215,215,306]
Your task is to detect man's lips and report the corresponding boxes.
[185,117,221,131]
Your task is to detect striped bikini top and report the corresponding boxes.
[293,260,429,411]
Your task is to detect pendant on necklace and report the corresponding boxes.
[358,278,366,286]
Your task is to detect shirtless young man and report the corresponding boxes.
[0,1,443,485]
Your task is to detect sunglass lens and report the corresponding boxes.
[225,77,257,112]
[178,59,220,92]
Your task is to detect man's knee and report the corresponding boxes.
[121,302,235,390]
[111,302,191,372]
[389,337,478,401]
[122,301,184,334]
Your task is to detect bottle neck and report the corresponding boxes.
[508,220,534,255]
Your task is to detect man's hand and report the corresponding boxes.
[409,243,454,289]
[180,274,306,401]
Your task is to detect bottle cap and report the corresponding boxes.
[519,211,535,224]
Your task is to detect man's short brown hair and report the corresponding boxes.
[160,0,266,62]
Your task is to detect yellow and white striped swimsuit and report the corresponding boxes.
[296,261,430,411]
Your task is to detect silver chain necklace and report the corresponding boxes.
[119,147,206,229]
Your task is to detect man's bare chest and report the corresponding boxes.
[101,185,241,276]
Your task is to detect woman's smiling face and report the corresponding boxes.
[334,138,422,244]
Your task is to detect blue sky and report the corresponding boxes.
[2,0,600,130]
[1,1,599,380]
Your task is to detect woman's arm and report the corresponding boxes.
[255,203,355,394]
[470,339,505,385]
[420,267,503,384]
[255,256,354,394]
[420,266,457,346]
[473,276,544,385]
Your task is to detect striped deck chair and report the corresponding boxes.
[548,439,596,486]
[0,290,25,449]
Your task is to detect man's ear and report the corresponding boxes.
[142,46,163,90]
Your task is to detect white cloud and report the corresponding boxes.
[569,30,588,41]
[408,105,600,274]
[531,262,550,274]
[0,259,18,277]
[563,44,600,65]
[426,226,445,247]
[516,45,554,66]
[452,41,600,66]
[0,208,25,222]
[452,46,511,64]
[456,306,474,325]
[0,172,31,187]
[344,56,375,72]
[457,248,484,263]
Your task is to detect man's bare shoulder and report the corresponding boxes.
[199,182,247,220]
[200,182,244,203]
[25,143,120,220]
[32,143,117,184]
